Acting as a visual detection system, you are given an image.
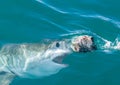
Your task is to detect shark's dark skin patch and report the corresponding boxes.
[56,42,60,48]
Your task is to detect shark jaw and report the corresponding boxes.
[15,49,70,79]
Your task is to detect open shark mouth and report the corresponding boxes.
[44,48,70,65]
[52,56,64,64]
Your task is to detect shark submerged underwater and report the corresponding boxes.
[0,34,120,85]
[0,41,71,85]
[0,34,97,85]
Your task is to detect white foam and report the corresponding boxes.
[112,37,120,50]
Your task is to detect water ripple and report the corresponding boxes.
[36,0,69,14]
[40,18,71,32]
[80,14,120,29]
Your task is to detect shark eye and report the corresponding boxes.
[74,47,77,50]
[56,42,60,47]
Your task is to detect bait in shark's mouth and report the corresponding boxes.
[71,35,97,52]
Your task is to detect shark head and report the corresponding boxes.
[19,42,70,79]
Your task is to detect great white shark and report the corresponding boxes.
[0,35,96,85]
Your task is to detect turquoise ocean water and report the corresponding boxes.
[0,0,120,85]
